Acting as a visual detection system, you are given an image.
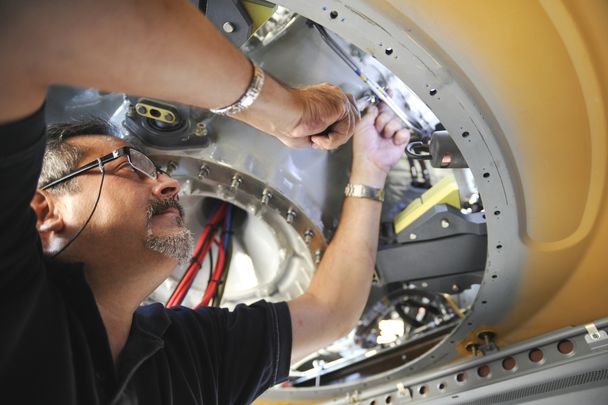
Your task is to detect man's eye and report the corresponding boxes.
[117,162,137,173]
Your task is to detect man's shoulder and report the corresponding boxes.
[135,300,291,339]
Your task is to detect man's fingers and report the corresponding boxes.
[347,94,361,125]
[361,104,379,124]
[382,117,403,139]
[310,134,335,149]
[317,97,360,149]
[393,128,411,146]
[285,136,313,148]
[374,111,394,134]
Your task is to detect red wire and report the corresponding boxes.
[167,204,227,307]
[168,226,219,307]
[195,237,226,309]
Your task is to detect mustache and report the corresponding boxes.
[146,198,185,223]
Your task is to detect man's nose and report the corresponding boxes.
[150,172,180,199]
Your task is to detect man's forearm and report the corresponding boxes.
[0,0,290,122]
[308,196,381,329]
[289,194,382,360]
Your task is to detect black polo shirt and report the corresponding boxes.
[0,104,292,404]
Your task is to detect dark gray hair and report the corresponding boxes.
[39,117,120,193]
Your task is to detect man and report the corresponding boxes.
[0,0,410,404]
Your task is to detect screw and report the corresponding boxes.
[261,189,273,205]
[314,249,322,264]
[409,233,417,240]
[466,342,480,357]
[230,174,242,191]
[198,164,209,179]
[194,122,208,137]
[478,331,495,346]
[441,219,450,228]
[286,209,296,225]
[136,105,147,115]
[304,229,314,244]
[222,22,235,33]
[165,160,178,175]
[127,104,136,118]
[164,113,174,122]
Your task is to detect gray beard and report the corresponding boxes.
[145,198,193,264]
[144,227,193,265]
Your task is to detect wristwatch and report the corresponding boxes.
[210,59,265,116]
[344,183,384,202]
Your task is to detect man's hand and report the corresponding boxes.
[350,103,411,187]
[291,84,360,150]
[235,82,359,149]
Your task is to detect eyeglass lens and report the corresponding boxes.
[129,149,158,179]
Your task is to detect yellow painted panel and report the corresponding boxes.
[394,174,461,234]
[242,1,276,33]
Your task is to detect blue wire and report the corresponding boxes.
[223,205,233,251]
[206,199,222,221]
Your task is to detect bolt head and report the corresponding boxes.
[409,233,417,240]
[222,22,235,33]
[193,122,207,137]
[198,166,209,178]
[441,219,450,228]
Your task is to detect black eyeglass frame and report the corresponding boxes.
[41,146,160,190]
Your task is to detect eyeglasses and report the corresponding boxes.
[41,146,162,190]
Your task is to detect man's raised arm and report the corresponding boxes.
[288,103,411,361]
[0,0,357,148]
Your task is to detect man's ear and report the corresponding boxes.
[31,190,65,249]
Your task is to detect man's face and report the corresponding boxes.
[49,135,192,265]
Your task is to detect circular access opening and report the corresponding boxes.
[149,108,161,118]
[418,385,428,396]
[456,372,466,383]
[558,339,574,355]
[142,5,487,394]
[438,382,446,391]
[529,348,544,363]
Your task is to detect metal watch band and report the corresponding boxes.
[344,183,384,202]
[210,59,265,116]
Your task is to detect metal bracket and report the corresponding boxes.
[584,323,608,349]
[396,382,412,399]
[195,0,253,47]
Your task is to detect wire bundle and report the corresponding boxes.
[166,202,234,308]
